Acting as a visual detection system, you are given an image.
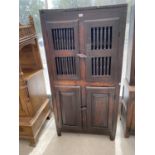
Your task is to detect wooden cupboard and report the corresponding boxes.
[19,16,50,145]
[40,4,127,140]
[121,79,135,137]
[120,0,135,137]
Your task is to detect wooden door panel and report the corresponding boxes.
[47,20,79,53]
[91,93,109,127]
[54,56,80,80]
[86,87,115,130]
[86,56,113,83]
[46,20,80,80]
[84,18,119,82]
[60,91,77,126]
[55,86,81,129]
[84,18,119,52]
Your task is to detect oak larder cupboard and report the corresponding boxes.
[40,4,127,140]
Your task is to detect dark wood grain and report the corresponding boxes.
[40,5,127,140]
[55,86,81,129]
[86,87,115,130]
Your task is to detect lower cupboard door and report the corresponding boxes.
[86,87,115,132]
[55,86,81,130]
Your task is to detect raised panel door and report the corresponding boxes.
[86,87,115,131]
[55,86,81,130]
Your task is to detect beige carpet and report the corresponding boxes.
[19,116,135,155]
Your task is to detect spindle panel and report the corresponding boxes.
[85,18,119,82]
[47,20,79,53]
[52,28,75,50]
[46,20,79,80]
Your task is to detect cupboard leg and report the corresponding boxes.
[29,138,37,147]
[125,129,129,138]
[110,86,120,141]
[110,134,115,141]
[110,108,118,141]
[47,114,51,120]
[57,128,61,136]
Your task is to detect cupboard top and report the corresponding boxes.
[40,4,127,15]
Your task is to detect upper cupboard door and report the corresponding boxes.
[47,20,79,53]
[84,18,120,82]
[46,20,80,80]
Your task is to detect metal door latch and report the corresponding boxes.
[76,53,87,58]
[78,13,83,17]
